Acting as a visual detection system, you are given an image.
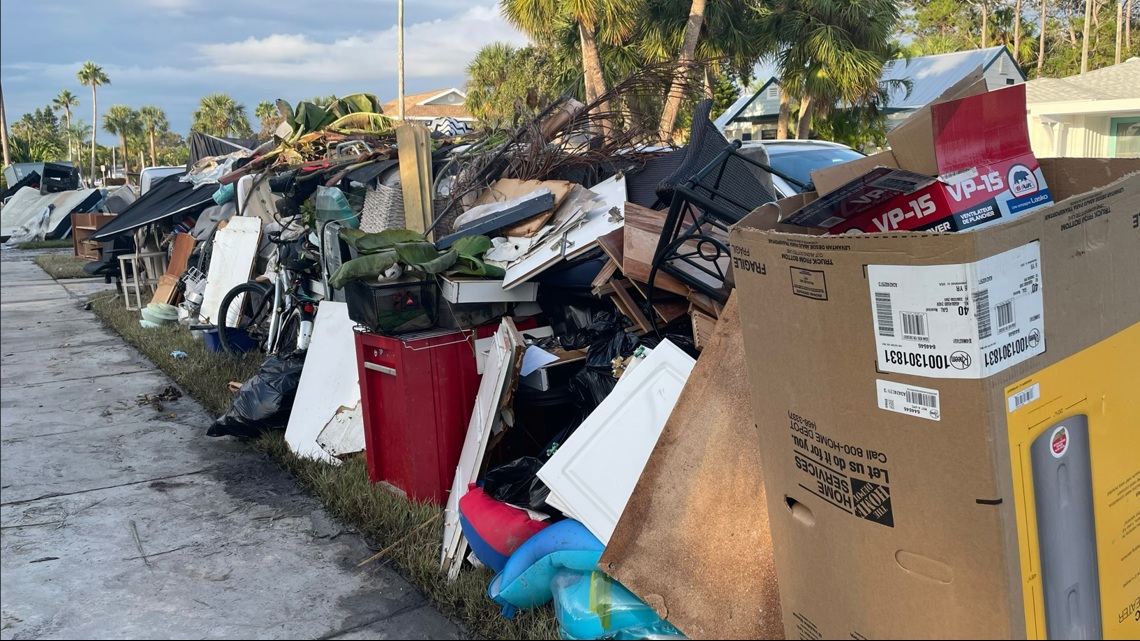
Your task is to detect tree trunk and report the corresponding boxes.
[0,81,10,168]
[1128,0,1132,48]
[120,136,128,177]
[578,21,610,136]
[1015,0,1023,62]
[1038,0,1048,75]
[90,84,97,181]
[657,0,707,143]
[1082,0,1094,72]
[777,88,791,140]
[796,94,814,140]
[983,1,989,48]
[148,128,157,168]
[1117,0,1124,64]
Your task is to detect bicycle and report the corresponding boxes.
[216,230,323,356]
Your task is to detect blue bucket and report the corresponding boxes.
[204,326,258,353]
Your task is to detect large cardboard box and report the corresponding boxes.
[728,158,1140,639]
[787,84,1053,234]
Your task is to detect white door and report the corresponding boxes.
[538,340,695,544]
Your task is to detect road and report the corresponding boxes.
[0,249,463,640]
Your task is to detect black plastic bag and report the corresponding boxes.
[482,456,552,513]
[207,353,305,438]
[557,308,626,351]
[569,328,642,411]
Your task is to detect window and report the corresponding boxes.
[1110,117,1140,158]
[1006,78,1016,85]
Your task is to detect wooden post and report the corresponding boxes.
[397,0,405,121]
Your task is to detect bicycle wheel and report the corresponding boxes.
[216,281,272,356]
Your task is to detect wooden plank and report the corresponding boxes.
[396,123,430,236]
[622,202,690,297]
[151,233,196,305]
[611,279,653,335]
[624,278,688,325]
[600,294,782,640]
[416,125,434,237]
[591,258,620,290]
[597,227,625,267]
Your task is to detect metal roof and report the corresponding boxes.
[715,47,1017,127]
[879,46,1015,110]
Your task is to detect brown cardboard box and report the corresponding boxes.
[728,157,1140,639]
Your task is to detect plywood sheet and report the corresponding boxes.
[199,216,261,325]
[397,123,432,235]
[599,294,782,640]
[622,203,690,297]
[284,302,359,465]
[152,233,196,305]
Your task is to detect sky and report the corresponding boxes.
[0,0,529,135]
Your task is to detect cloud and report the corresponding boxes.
[197,3,527,83]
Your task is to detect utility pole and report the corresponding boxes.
[397,0,405,121]
[1081,0,1093,73]
[0,80,10,168]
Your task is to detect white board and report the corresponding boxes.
[316,402,365,458]
[284,302,359,465]
[538,340,695,545]
[440,318,524,580]
[199,216,261,325]
[501,179,625,290]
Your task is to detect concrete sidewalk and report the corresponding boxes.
[0,249,463,640]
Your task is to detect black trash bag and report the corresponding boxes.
[482,456,552,512]
[559,309,627,351]
[207,353,306,438]
[569,328,642,413]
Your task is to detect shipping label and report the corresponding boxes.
[876,379,941,421]
[867,242,1045,379]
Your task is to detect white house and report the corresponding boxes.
[1024,59,1140,158]
[715,46,1025,141]
[379,88,474,135]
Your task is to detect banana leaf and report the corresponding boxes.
[290,102,337,139]
[328,250,398,289]
[353,229,425,253]
[449,256,506,278]
[338,227,367,247]
[329,93,383,117]
[451,235,494,259]
[327,112,394,133]
[275,99,294,123]
[393,242,458,274]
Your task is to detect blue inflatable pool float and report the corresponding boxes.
[489,519,604,617]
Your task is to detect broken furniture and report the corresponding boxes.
[118,249,169,311]
[72,212,117,260]
[356,327,481,503]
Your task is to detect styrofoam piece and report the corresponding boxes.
[199,216,261,326]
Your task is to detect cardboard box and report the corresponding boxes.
[789,84,1053,234]
[439,275,538,304]
[729,157,1140,639]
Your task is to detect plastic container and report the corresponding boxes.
[204,327,258,353]
[314,186,360,229]
[344,278,438,334]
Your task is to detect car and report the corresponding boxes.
[742,139,865,199]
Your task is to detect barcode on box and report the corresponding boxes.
[905,389,939,409]
[875,293,894,337]
[996,300,1014,331]
[1008,383,1041,412]
[974,289,992,339]
[901,312,928,341]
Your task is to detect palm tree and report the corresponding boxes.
[102,105,139,176]
[1038,0,1048,76]
[76,62,110,180]
[192,93,252,137]
[501,0,643,110]
[757,0,901,140]
[255,100,278,137]
[137,106,167,168]
[69,120,92,162]
[52,90,79,160]
[657,0,708,141]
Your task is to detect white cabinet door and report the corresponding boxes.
[538,340,695,544]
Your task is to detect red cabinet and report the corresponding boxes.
[355,328,480,504]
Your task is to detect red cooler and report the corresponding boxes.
[355,328,480,504]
